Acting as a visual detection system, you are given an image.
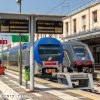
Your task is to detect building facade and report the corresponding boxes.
[63,1,100,68]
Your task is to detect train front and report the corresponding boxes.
[34,37,64,76]
[62,41,95,73]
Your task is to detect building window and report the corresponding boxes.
[82,25,86,31]
[82,15,86,31]
[92,10,97,23]
[66,22,68,34]
[73,19,76,33]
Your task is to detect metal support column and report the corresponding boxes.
[30,16,35,91]
[19,33,22,85]
[17,0,22,85]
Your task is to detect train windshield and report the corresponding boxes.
[38,44,62,61]
[73,46,86,57]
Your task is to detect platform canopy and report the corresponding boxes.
[65,28,100,41]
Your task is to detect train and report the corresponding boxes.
[0,37,64,75]
[62,40,95,73]
[0,38,95,76]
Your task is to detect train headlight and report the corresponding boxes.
[75,61,83,66]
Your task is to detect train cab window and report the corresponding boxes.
[73,46,86,57]
[39,50,60,54]
[38,45,62,61]
[38,45,61,55]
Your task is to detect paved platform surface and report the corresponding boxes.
[94,70,100,80]
[0,69,100,100]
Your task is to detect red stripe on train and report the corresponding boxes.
[43,62,57,65]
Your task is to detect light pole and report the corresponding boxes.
[16,0,22,13]
[16,0,22,85]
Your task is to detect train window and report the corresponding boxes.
[38,45,62,61]
[39,50,60,54]
[3,54,7,60]
[38,45,61,55]
[39,45,60,49]
[9,49,18,62]
[73,46,86,57]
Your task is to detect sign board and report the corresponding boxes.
[12,35,29,42]
[12,35,20,42]
[0,19,29,33]
[36,20,63,34]
[0,40,7,44]
[21,35,29,42]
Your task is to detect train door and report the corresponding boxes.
[3,53,7,66]
[22,50,30,67]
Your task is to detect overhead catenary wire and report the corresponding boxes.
[46,0,67,14]
[66,0,100,15]
[46,0,99,15]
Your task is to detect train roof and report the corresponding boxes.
[62,40,87,46]
[0,49,9,54]
[22,42,30,50]
[9,45,19,53]
[1,37,62,53]
[35,37,62,46]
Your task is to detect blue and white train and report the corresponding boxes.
[0,37,64,75]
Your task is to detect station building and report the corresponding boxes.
[63,1,100,68]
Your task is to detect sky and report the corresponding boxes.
[0,0,98,45]
[0,0,97,15]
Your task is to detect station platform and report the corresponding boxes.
[94,70,100,80]
[0,69,100,100]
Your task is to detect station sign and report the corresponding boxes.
[36,20,63,34]
[0,19,29,33]
[12,35,29,42]
[0,40,7,44]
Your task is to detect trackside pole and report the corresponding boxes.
[29,16,35,91]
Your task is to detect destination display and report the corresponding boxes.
[0,19,29,33]
[36,20,63,34]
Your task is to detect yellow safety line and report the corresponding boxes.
[68,90,100,100]
[35,77,65,88]
[6,69,100,100]
[64,51,71,64]
[6,69,65,88]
